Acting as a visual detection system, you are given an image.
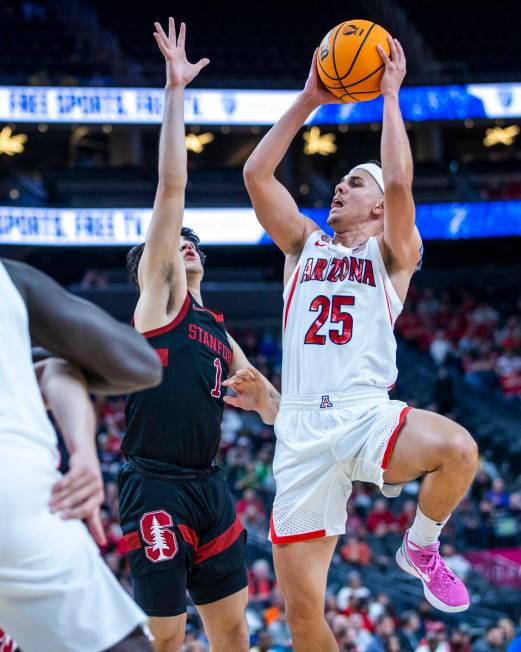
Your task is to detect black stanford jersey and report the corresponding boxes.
[123,292,232,469]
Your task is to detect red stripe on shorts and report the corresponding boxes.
[194,515,243,564]
[123,530,142,552]
[381,406,412,470]
[269,514,326,544]
[177,523,199,549]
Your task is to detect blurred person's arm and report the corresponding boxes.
[376,38,422,299]
[223,337,281,425]
[4,259,161,394]
[134,19,209,332]
[35,357,105,545]
[243,51,338,276]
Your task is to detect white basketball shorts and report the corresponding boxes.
[0,443,146,652]
[270,388,412,543]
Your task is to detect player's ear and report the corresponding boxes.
[373,199,384,216]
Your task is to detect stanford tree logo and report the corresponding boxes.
[139,510,178,563]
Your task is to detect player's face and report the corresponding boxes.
[180,237,204,277]
[327,169,383,230]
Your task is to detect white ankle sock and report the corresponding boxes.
[407,506,450,548]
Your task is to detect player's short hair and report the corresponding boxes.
[126,227,206,288]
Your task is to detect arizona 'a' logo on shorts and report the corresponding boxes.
[139,510,178,563]
[320,395,333,409]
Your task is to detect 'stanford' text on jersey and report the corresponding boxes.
[123,293,232,470]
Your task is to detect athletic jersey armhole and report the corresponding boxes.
[372,238,403,321]
[282,229,324,296]
[138,293,191,338]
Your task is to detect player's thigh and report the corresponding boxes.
[196,586,248,643]
[273,536,338,612]
[148,614,186,648]
[383,408,478,485]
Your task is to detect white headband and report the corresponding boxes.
[348,163,385,193]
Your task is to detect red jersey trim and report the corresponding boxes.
[269,515,326,544]
[381,406,412,470]
[177,523,199,549]
[140,294,191,338]
[155,348,169,367]
[122,530,141,552]
[283,265,300,333]
[380,271,394,327]
[194,515,243,564]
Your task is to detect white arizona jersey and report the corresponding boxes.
[281,230,403,397]
[0,260,57,456]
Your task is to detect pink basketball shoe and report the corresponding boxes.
[395,530,470,613]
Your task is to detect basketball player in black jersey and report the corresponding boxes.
[117,19,280,652]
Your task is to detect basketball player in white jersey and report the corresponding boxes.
[0,258,162,652]
[240,37,479,651]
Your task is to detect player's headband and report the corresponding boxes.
[347,163,385,193]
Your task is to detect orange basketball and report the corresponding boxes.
[317,20,392,102]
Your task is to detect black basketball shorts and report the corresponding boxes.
[117,463,248,617]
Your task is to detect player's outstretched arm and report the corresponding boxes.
[36,357,106,545]
[134,19,209,331]
[377,37,422,273]
[223,337,281,425]
[4,259,162,394]
[243,50,338,256]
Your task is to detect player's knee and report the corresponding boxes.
[442,426,479,472]
[151,623,185,652]
[285,591,322,630]
[220,618,249,650]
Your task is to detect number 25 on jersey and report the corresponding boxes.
[304,295,355,345]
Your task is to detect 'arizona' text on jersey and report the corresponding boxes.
[281,230,403,396]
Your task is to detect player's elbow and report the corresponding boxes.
[115,344,163,392]
[243,158,270,186]
[157,176,187,195]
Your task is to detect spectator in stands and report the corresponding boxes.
[346,613,374,651]
[398,500,418,533]
[399,611,421,652]
[485,478,511,510]
[339,535,372,566]
[430,331,452,366]
[440,544,471,581]
[473,626,506,652]
[416,621,449,652]
[448,626,471,652]
[365,615,395,652]
[337,571,371,611]
[237,488,266,519]
[368,593,392,625]
[498,619,516,649]
[331,615,359,652]
[248,559,275,604]
[366,499,398,536]
[250,630,276,652]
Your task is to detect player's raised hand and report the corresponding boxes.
[153,18,210,89]
[301,49,345,107]
[49,451,106,546]
[376,36,406,97]
[222,367,269,413]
